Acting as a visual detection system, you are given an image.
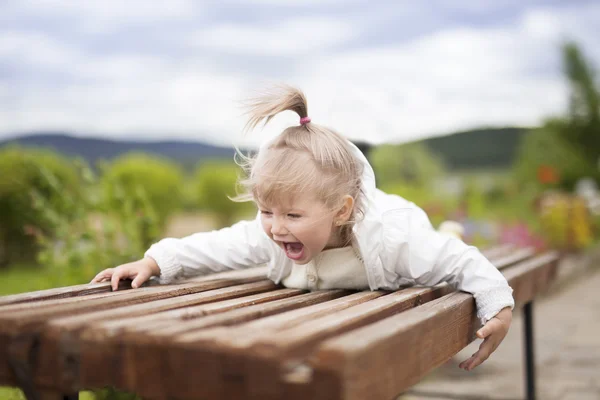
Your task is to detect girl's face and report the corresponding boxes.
[258,193,343,264]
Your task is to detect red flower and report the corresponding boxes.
[537,165,559,184]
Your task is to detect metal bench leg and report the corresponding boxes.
[523,301,536,400]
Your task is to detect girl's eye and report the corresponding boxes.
[288,214,301,219]
[260,210,272,216]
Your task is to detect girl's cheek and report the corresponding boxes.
[260,218,271,233]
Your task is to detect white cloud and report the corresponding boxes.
[1,1,599,148]
[0,31,79,70]
[190,16,358,56]
[3,0,201,33]
[278,5,594,145]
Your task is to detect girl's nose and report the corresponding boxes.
[270,218,287,236]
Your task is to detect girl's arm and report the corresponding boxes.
[145,218,273,283]
[384,208,514,324]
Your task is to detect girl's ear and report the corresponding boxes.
[335,195,355,223]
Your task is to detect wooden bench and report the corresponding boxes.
[0,245,559,400]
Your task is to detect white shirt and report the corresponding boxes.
[282,246,369,291]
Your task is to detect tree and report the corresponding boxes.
[561,42,600,181]
[513,42,600,190]
[370,142,445,188]
[0,147,82,266]
[194,161,255,227]
[513,118,592,190]
[100,153,184,232]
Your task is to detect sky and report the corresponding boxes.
[1,0,599,148]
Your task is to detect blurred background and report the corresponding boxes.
[0,1,599,398]
[1,0,599,293]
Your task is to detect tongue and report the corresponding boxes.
[285,242,304,260]
[288,243,303,252]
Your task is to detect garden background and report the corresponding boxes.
[0,43,599,400]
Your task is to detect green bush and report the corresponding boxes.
[512,121,594,191]
[100,153,184,230]
[29,159,161,287]
[194,160,255,227]
[0,147,82,267]
[371,142,446,188]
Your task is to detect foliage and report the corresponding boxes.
[0,386,140,400]
[539,193,595,251]
[371,142,446,188]
[512,120,594,190]
[0,146,82,267]
[29,159,161,287]
[100,153,184,230]
[561,42,600,168]
[0,263,56,295]
[513,42,600,191]
[194,160,255,227]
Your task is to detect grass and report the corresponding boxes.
[0,387,120,400]
[0,387,24,400]
[0,263,58,296]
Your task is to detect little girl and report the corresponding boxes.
[91,86,514,371]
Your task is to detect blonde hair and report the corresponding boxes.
[232,85,365,244]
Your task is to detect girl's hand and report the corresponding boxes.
[90,257,160,291]
[459,307,512,371]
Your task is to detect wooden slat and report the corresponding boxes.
[0,270,269,385]
[78,290,350,395]
[87,287,301,336]
[48,280,279,332]
[0,266,269,308]
[31,282,290,390]
[480,243,514,260]
[283,251,559,400]
[156,286,450,400]
[0,281,131,307]
[0,271,268,330]
[83,289,383,398]
[237,291,386,332]
[491,247,536,270]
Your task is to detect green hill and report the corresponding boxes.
[1,127,530,171]
[421,127,529,170]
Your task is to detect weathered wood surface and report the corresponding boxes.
[0,247,559,400]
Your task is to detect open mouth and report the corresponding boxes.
[283,242,305,261]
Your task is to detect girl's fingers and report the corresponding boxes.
[460,336,500,371]
[459,354,478,370]
[131,269,150,289]
[477,318,499,339]
[90,269,114,283]
[111,267,132,291]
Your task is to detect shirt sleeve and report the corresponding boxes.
[383,207,515,324]
[144,218,273,284]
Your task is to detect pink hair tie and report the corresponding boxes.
[300,116,311,125]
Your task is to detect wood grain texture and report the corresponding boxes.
[125,290,350,400]
[75,287,306,393]
[0,248,560,400]
[0,280,132,307]
[286,251,560,400]
[33,281,285,391]
[0,269,269,387]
